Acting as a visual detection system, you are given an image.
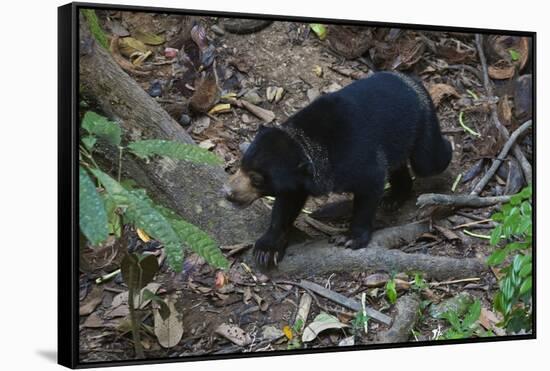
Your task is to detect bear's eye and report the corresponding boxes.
[249,172,264,187]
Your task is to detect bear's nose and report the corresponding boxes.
[221,185,234,201]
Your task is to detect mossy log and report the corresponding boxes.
[78,16,269,246]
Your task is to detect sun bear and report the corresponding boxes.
[223,71,452,269]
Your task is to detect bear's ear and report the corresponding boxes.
[298,160,314,175]
[258,124,267,132]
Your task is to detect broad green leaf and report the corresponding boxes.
[79,166,108,246]
[519,261,532,278]
[490,225,502,245]
[82,136,97,151]
[157,206,229,269]
[508,49,520,61]
[487,248,507,266]
[309,24,327,40]
[519,277,532,295]
[82,111,122,146]
[128,139,222,165]
[385,279,397,304]
[443,310,461,330]
[90,169,184,271]
[462,300,481,328]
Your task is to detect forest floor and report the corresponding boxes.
[78,10,533,363]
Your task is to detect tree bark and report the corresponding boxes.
[78,16,269,246]
[244,223,487,280]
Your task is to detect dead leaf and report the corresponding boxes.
[118,37,149,57]
[363,273,391,287]
[79,285,104,316]
[434,224,461,241]
[154,295,184,348]
[429,83,459,106]
[136,228,151,243]
[107,282,161,318]
[82,312,104,328]
[302,312,348,342]
[134,30,165,46]
[215,324,252,346]
[488,60,515,80]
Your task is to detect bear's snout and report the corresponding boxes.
[223,169,261,207]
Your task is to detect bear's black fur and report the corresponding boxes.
[224,71,452,269]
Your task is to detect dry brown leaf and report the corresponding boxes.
[429,83,460,106]
[215,324,252,346]
[488,60,515,80]
[497,95,513,127]
[79,285,104,316]
[363,273,391,287]
[433,224,461,241]
[154,295,184,348]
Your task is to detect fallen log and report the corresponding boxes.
[244,222,487,280]
[372,294,420,343]
[79,16,269,246]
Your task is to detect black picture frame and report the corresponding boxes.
[58,2,536,368]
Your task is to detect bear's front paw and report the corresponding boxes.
[346,230,372,250]
[253,233,288,269]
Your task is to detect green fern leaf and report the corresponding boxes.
[90,169,183,271]
[82,111,122,146]
[156,206,229,269]
[79,166,109,246]
[128,139,222,165]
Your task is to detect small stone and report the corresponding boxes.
[242,90,263,105]
[199,139,215,150]
[322,82,342,94]
[211,24,225,36]
[307,88,320,102]
[179,113,191,127]
[164,47,178,59]
[148,80,162,97]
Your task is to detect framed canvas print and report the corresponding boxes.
[58,2,535,368]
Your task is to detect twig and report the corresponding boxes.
[417,193,511,208]
[463,230,490,239]
[470,120,532,195]
[452,218,494,230]
[475,34,532,184]
[298,280,393,325]
[429,277,480,287]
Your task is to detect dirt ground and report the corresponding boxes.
[79,10,533,363]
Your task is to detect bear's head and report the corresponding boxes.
[223,125,311,207]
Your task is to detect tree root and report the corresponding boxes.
[372,294,420,344]
[417,193,511,208]
[245,222,487,280]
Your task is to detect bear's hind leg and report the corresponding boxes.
[380,164,413,211]
[347,179,385,250]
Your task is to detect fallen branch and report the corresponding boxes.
[475,34,532,184]
[244,222,486,280]
[372,294,420,343]
[235,99,275,123]
[470,120,532,195]
[328,65,368,80]
[417,193,511,208]
[298,280,392,325]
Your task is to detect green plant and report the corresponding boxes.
[487,186,532,332]
[440,299,482,339]
[79,111,228,272]
[351,310,369,337]
[81,9,109,50]
[385,277,397,304]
